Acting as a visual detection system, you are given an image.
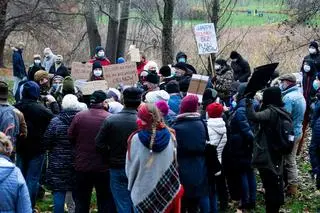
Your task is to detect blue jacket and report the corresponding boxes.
[173,113,208,198]
[12,49,26,79]
[310,117,320,176]
[282,85,306,138]
[0,155,32,213]
[168,95,182,114]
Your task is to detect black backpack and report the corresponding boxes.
[270,106,295,155]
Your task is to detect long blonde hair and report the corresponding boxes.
[0,132,13,156]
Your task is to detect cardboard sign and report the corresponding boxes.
[187,74,209,103]
[129,48,141,62]
[75,80,108,95]
[71,62,92,80]
[194,23,218,55]
[103,63,138,88]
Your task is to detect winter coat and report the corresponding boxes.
[89,58,111,66]
[223,99,254,171]
[310,116,320,179]
[12,49,26,79]
[49,63,70,78]
[68,105,110,172]
[231,56,251,82]
[96,108,138,169]
[173,113,208,198]
[301,53,320,105]
[14,99,54,159]
[54,85,83,106]
[207,118,227,163]
[43,54,56,72]
[44,110,79,191]
[176,75,192,93]
[282,85,306,138]
[0,155,32,213]
[215,68,234,101]
[168,94,182,115]
[28,63,45,81]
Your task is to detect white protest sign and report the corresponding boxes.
[75,80,108,95]
[194,23,218,55]
[103,63,138,88]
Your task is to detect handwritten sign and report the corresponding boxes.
[71,62,92,80]
[103,63,138,88]
[75,80,108,95]
[187,74,209,103]
[129,48,141,62]
[194,23,218,55]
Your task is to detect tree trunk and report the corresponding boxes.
[208,0,219,76]
[161,0,174,65]
[117,0,130,58]
[0,0,9,68]
[106,0,119,63]
[84,1,102,57]
[0,37,6,68]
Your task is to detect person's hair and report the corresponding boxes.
[144,104,162,150]
[0,132,13,156]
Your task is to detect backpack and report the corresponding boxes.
[270,106,295,155]
[0,105,20,145]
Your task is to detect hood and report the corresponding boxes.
[176,51,187,63]
[138,128,171,153]
[58,110,79,126]
[207,118,227,135]
[0,156,15,184]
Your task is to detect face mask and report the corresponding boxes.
[215,64,221,70]
[93,69,103,77]
[231,59,237,62]
[313,80,320,91]
[34,60,41,64]
[231,101,237,108]
[309,48,317,54]
[56,61,62,65]
[52,83,59,90]
[178,57,186,63]
[97,51,105,58]
[304,64,311,72]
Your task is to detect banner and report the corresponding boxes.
[75,80,108,95]
[103,63,138,88]
[187,74,209,103]
[194,23,218,55]
[71,62,92,80]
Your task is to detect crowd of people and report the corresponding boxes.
[0,40,320,213]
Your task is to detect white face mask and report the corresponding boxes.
[304,64,311,72]
[309,48,317,54]
[215,64,221,70]
[34,59,41,64]
[231,59,237,62]
[93,69,103,77]
[97,51,105,58]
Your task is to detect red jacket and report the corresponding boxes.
[68,105,111,172]
[89,58,111,66]
[137,61,148,76]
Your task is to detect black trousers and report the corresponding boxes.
[75,171,116,213]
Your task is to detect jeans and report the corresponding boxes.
[53,191,67,213]
[13,76,23,95]
[240,169,256,206]
[75,171,116,213]
[284,135,302,186]
[109,169,133,213]
[209,184,218,213]
[181,196,210,213]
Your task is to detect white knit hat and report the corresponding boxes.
[145,90,170,104]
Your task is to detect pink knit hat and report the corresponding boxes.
[180,95,199,114]
[155,100,169,116]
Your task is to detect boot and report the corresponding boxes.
[286,184,298,196]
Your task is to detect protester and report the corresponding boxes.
[49,75,64,95]
[136,53,148,76]
[96,87,142,213]
[12,42,27,95]
[44,94,85,213]
[155,100,176,127]
[201,88,218,120]
[43,48,56,72]
[175,51,197,74]
[68,90,115,212]
[173,95,210,212]
[229,51,251,82]
[145,90,170,104]
[213,59,234,104]
[159,65,174,90]
[222,83,256,210]
[140,70,160,100]
[117,57,126,64]
[172,62,193,94]
[28,54,45,81]
[0,132,32,213]
[14,81,54,211]
[89,46,111,66]
[90,61,105,81]
[165,80,182,115]
[246,87,289,213]
[54,76,83,106]
[34,70,51,95]
[49,55,70,78]
[126,103,183,212]
[279,74,306,196]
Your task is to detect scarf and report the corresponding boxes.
[138,127,171,153]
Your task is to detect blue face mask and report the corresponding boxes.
[231,101,237,108]
[52,84,59,90]
[313,80,320,91]
[178,57,186,63]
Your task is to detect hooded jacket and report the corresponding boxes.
[231,56,251,82]
[207,118,227,163]
[12,48,27,79]
[42,49,56,72]
[0,155,32,213]
[49,63,70,78]
[28,63,44,81]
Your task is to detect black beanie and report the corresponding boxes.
[309,41,319,50]
[145,71,160,84]
[90,90,107,104]
[215,59,227,66]
[92,61,103,71]
[166,80,180,94]
[263,87,284,107]
[0,81,8,100]
[230,51,240,59]
[159,66,171,77]
[95,46,104,54]
[123,87,142,106]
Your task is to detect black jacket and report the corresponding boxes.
[231,56,251,82]
[28,64,45,81]
[14,99,54,158]
[95,108,138,168]
[49,63,70,78]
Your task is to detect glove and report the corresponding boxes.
[215,171,221,176]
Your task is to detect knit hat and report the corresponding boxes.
[106,88,121,102]
[159,66,171,77]
[145,71,160,84]
[0,81,8,100]
[33,54,41,60]
[156,100,169,116]
[108,102,124,114]
[92,61,103,71]
[62,94,82,111]
[34,70,49,83]
[143,61,159,73]
[117,57,126,64]
[22,81,40,100]
[263,87,284,107]
[215,59,227,66]
[95,46,104,54]
[166,80,180,94]
[63,76,75,94]
[123,87,142,106]
[230,51,240,59]
[90,90,107,104]
[206,102,224,118]
[279,73,297,83]
[52,75,64,83]
[145,90,170,104]
[137,103,153,125]
[310,41,319,50]
[202,88,218,104]
[180,95,199,114]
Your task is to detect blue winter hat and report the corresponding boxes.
[22,81,40,100]
[117,57,126,64]
[95,46,104,54]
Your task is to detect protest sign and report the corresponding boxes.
[103,63,138,88]
[75,80,108,95]
[187,74,209,103]
[128,45,141,62]
[194,23,218,55]
[71,62,92,80]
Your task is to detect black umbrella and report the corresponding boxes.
[244,62,279,98]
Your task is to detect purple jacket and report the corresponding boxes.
[68,105,110,172]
